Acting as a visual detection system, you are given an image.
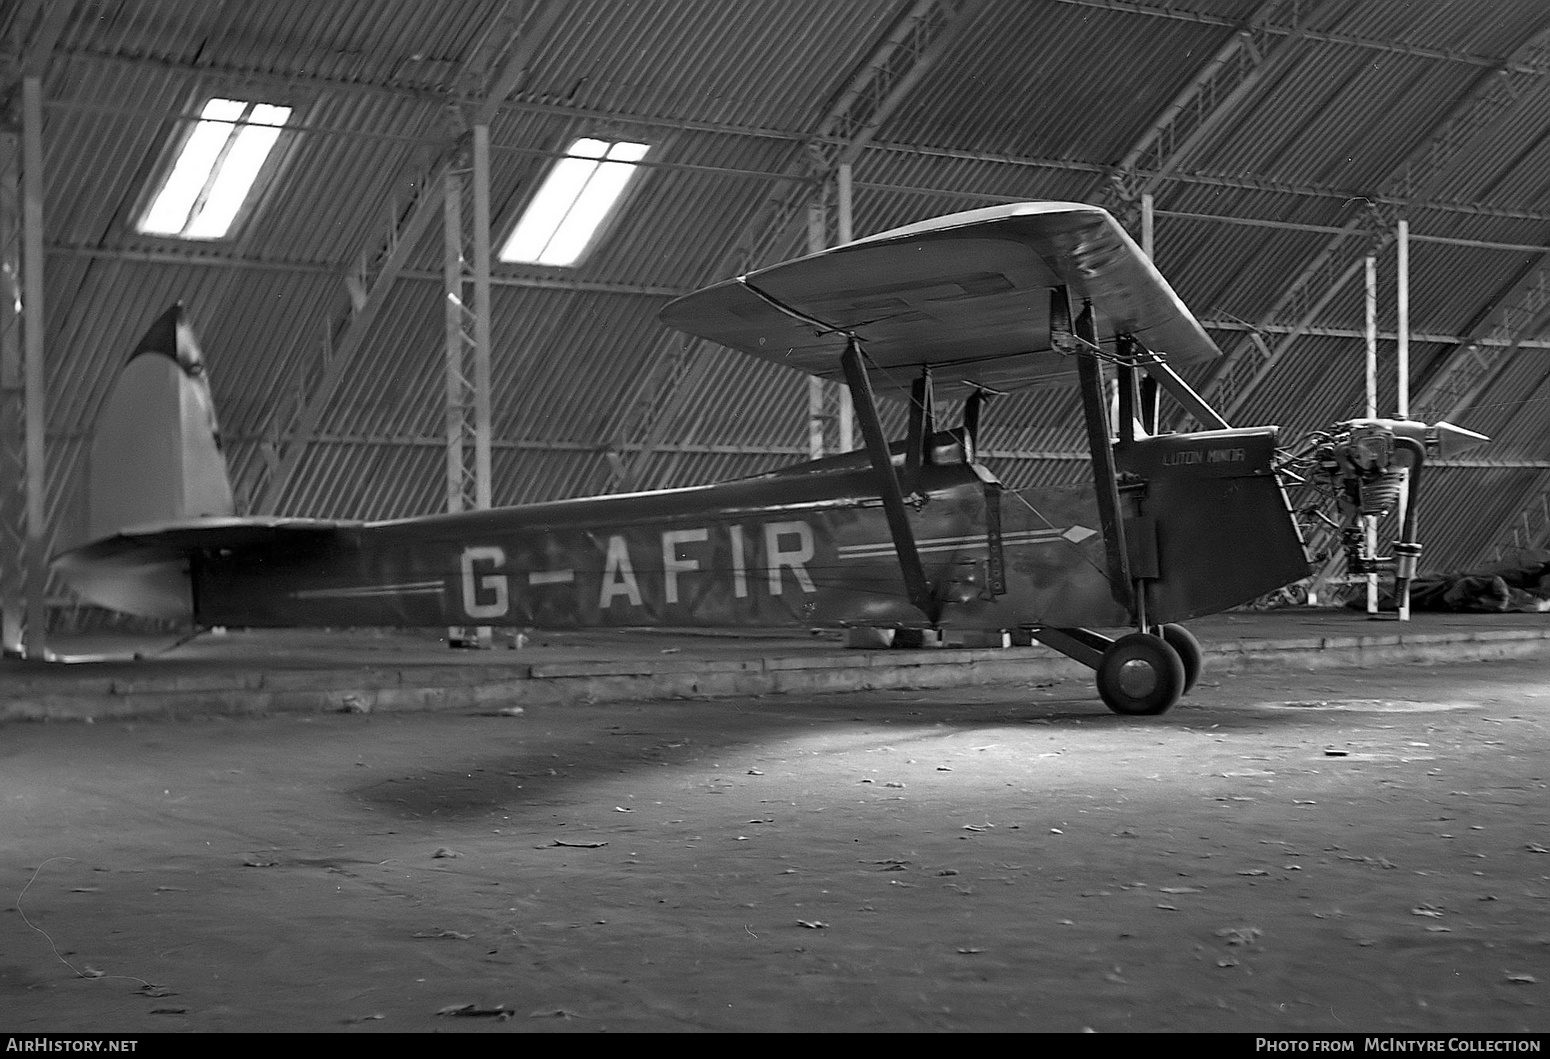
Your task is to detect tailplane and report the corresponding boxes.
[86,303,235,542]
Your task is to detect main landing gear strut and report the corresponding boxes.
[1027,623,1201,716]
[1026,290,1214,716]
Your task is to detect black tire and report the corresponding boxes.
[1160,623,1203,695]
[1096,632,1186,716]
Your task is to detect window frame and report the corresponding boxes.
[498,135,654,269]
[132,93,301,243]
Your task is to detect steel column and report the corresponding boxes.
[1395,220,1412,622]
[1365,254,1379,613]
[0,127,22,655]
[443,168,467,515]
[804,170,856,459]
[806,201,826,460]
[1140,192,1154,259]
[834,163,854,452]
[442,127,495,646]
[5,77,49,658]
[1396,219,1409,419]
[472,124,493,511]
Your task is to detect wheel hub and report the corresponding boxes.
[1116,658,1158,698]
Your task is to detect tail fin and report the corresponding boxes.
[86,304,235,542]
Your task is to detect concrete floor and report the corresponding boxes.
[2,610,1549,1032]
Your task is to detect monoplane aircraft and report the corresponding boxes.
[52,202,1486,714]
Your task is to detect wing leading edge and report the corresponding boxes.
[660,201,1220,393]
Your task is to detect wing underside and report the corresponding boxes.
[661,201,1220,393]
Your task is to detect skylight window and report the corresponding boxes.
[137,97,293,240]
[500,137,651,266]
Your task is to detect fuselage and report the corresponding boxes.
[56,428,1308,634]
[191,461,1125,632]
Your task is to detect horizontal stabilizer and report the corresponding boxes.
[52,518,343,621]
[662,202,1220,394]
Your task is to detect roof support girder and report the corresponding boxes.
[256,4,560,514]
[1411,260,1550,424]
[1099,0,1315,215]
[736,0,984,269]
[606,0,982,490]
[1490,468,1550,559]
[255,163,446,513]
[1207,24,1550,423]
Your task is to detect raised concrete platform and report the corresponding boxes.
[3,609,1550,723]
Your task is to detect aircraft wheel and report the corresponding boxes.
[1160,623,1202,695]
[1096,632,1186,716]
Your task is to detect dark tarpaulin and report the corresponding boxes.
[1404,550,1550,613]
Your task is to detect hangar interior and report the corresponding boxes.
[5,0,1550,647]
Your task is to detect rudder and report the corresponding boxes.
[86,303,235,543]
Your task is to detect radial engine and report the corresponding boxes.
[1282,418,1489,611]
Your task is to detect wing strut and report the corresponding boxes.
[962,387,986,462]
[1143,352,1230,431]
[839,337,937,622]
[1073,299,1134,615]
[1117,335,1140,444]
[1139,373,1160,435]
[905,367,935,479]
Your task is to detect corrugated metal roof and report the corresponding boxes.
[10,0,1550,605]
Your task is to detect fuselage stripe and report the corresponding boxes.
[835,528,1085,560]
[292,581,443,600]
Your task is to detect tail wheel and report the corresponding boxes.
[1096,632,1186,716]
[1160,623,1203,695]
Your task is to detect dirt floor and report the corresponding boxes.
[2,654,1548,1033]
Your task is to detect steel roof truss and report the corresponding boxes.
[1207,24,1550,423]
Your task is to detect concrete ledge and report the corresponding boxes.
[1206,627,1550,674]
[5,617,1550,724]
[530,656,760,679]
